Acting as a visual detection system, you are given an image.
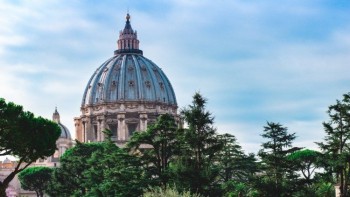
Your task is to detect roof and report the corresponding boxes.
[81,14,177,107]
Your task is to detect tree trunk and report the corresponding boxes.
[0,184,7,197]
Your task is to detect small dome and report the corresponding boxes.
[3,157,11,164]
[52,108,71,139]
[58,122,71,139]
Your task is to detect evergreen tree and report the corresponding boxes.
[174,92,222,196]
[257,122,300,197]
[18,167,53,197]
[46,141,105,196]
[317,92,350,197]
[85,141,146,197]
[0,98,60,196]
[216,133,259,196]
[127,114,179,188]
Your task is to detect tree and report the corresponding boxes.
[46,141,105,196]
[174,92,223,196]
[143,185,202,197]
[257,122,300,197]
[0,98,60,196]
[317,92,350,197]
[85,139,147,197]
[216,133,259,196]
[47,138,147,197]
[18,167,53,197]
[127,114,179,188]
[288,149,321,185]
[288,149,322,196]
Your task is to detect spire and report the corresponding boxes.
[53,107,60,123]
[115,13,143,55]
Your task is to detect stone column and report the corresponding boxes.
[82,120,86,143]
[117,113,126,141]
[100,116,106,141]
[74,118,81,142]
[139,113,148,131]
[97,118,102,141]
[85,118,92,142]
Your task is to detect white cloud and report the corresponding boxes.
[0,0,349,151]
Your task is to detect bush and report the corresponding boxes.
[144,185,201,197]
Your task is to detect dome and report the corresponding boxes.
[74,14,178,145]
[52,108,71,139]
[81,54,177,106]
[81,14,176,107]
[57,122,71,139]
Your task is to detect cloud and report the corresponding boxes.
[0,0,349,154]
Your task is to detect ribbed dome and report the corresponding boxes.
[81,14,176,107]
[82,54,177,106]
[52,108,71,139]
[74,14,178,145]
[58,122,71,139]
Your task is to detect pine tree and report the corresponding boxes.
[317,93,350,197]
[258,122,300,197]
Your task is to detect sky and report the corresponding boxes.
[0,0,350,154]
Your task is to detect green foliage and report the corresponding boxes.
[216,133,259,196]
[85,141,146,197]
[288,149,321,186]
[18,167,53,197]
[0,98,60,196]
[174,92,223,196]
[216,134,258,182]
[127,114,179,187]
[314,182,335,197]
[257,122,301,196]
[144,185,202,197]
[317,92,350,196]
[47,141,105,196]
[47,140,147,197]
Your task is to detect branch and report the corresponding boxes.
[0,150,11,156]
[2,157,33,187]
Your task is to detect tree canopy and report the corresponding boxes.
[18,167,53,197]
[0,98,60,196]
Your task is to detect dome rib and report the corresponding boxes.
[132,55,144,100]
[102,56,119,102]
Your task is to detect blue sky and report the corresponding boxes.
[1,0,350,153]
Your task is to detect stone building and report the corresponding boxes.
[74,13,178,145]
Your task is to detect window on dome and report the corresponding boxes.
[128,80,135,87]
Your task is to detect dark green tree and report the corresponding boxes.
[174,92,223,196]
[257,122,300,197]
[0,98,60,196]
[288,149,322,196]
[46,141,105,196]
[47,136,147,197]
[127,114,179,188]
[216,133,259,196]
[288,149,321,185]
[18,167,53,197]
[317,92,350,197]
[85,136,147,197]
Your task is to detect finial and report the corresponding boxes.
[126,13,130,21]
